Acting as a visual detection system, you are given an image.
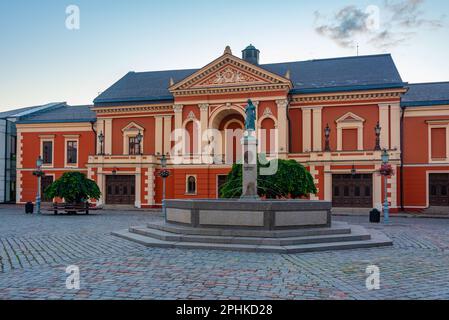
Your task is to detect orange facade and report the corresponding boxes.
[15,47,449,212]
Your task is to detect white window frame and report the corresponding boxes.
[427,122,449,163]
[39,135,55,168]
[122,122,145,155]
[64,135,80,168]
[336,112,365,151]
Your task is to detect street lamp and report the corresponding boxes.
[98,131,104,155]
[324,124,331,152]
[374,122,382,151]
[381,149,390,223]
[35,156,44,215]
[158,153,170,219]
[136,130,143,155]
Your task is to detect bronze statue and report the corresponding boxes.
[244,99,256,131]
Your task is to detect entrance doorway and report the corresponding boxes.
[41,176,54,202]
[332,174,373,208]
[106,175,135,205]
[429,173,449,207]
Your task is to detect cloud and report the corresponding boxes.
[315,0,445,49]
[369,30,416,49]
[385,0,443,28]
[315,6,370,48]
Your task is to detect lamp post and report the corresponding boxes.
[98,131,104,155]
[374,122,381,151]
[158,153,170,219]
[35,156,44,215]
[324,124,331,152]
[381,149,390,223]
[136,130,143,155]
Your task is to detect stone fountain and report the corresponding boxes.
[113,100,392,253]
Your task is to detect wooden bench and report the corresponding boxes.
[52,202,100,215]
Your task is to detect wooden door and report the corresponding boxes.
[332,174,373,208]
[429,173,449,207]
[106,175,135,205]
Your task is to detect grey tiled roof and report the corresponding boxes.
[402,82,449,107]
[94,54,404,104]
[0,106,38,119]
[16,104,96,124]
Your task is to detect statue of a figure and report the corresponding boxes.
[244,99,256,131]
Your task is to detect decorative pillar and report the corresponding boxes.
[199,103,209,158]
[135,167,141,208]
[373,164,382,210]
[241,132,259,200]
[324,166,332,202]
[104,119,112,155]
[302,107,312,152]
[97,171,105,206]
[378,104,390,149]
[312,107,323,151]
[145,167,156,206]
[154,116,163,155]
[163,115,173,154]
[173,104,183,131]
[276,99,288,158]
[390,103,401,150]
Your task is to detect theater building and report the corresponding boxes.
[14,45,449,212]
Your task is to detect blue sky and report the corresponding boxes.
[0,0,448,110]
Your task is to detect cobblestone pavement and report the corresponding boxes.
[0,205,448,300]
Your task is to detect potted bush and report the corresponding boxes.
[45,172,101,211]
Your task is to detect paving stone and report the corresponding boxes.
[0,206,448,299]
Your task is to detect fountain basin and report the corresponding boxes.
[165,199,332,230]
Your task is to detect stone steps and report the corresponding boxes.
[112,223,392,254]
[146,221,352,238]
[130,226,371,246]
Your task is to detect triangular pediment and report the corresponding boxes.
[122,122,145,132]
[169,48,292,92]
[336,112,365,123]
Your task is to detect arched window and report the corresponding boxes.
[186,176,197,194]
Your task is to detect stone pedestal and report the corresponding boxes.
[241,131,259,200]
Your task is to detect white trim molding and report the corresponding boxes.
[427,120,449,163]
[39,135,55,168]
[335,112,365,151]
[122,122,145,155]
[64,135,80,168]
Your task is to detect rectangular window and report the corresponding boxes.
[67,141,78,164]
[42,141,53,164]
[342,129,358,151]
[128,137,140,155]
[431,128,447,159]
[10,136,16,156]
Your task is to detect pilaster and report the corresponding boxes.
[302,107,312,152]
[276,99,288,158]
[104,119,112,155]
[155,116,163,155]
[163,115,173,154]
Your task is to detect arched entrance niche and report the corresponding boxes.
[209,105,245,164]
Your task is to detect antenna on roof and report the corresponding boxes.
[356,43,359,56]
